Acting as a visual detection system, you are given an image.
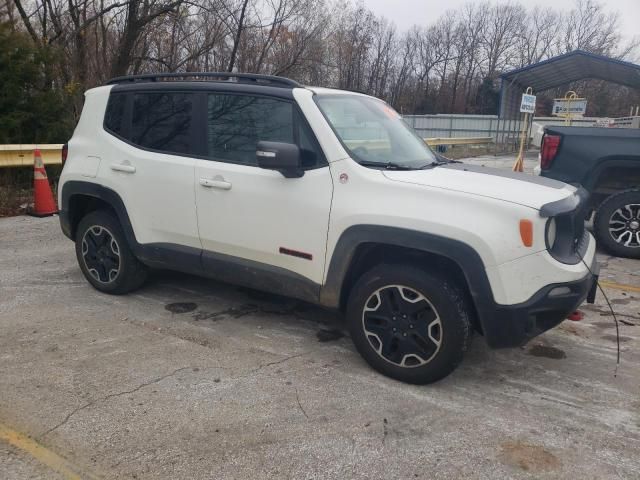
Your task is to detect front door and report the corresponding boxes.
[194,92,333,296]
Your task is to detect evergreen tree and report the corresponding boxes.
[0,22,73,144]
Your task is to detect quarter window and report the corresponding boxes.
[131,93,194,155]
[104,93,127,137]
[207,94,294,165]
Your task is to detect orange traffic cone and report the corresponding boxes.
[29,149,58,217]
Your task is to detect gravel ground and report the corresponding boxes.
[1,204,639,479]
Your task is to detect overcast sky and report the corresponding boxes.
[364,0,640,41]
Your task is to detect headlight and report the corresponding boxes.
[546,218,557,249]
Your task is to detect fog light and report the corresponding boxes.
[549,286,571,297]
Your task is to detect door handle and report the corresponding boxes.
[199,177,232,190]
[110,162,136,174]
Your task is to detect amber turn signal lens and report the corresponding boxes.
[519,219,533,247]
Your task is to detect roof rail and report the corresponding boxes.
[106,72,302,88]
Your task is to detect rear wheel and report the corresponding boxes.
[594,189,640,259]
[346,264,472,384]
[75,210,148,294]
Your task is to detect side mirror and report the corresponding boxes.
[256,141,303,178]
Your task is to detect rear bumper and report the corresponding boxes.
[481,262,598,349]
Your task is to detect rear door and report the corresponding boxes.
[194,92,333,291]
[100,90,201,249]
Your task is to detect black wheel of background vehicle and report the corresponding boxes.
[346,264,472,384]
[75,210,148,294]
[594,189,640,259]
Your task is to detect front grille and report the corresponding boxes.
[573,195,589,242]
[547,191,590,264]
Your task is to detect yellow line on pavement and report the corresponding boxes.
[599,280,640,294]
[0,422,99,480]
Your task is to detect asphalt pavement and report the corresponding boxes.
[1,211,639,479]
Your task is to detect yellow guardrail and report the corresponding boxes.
[0,144,64,168]
[345,137,493,152]
[0,137,493,168]
[425,137,493,146]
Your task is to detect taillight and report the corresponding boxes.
[540,134,560,169]
[61,143,68,165]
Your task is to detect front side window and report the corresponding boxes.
[131,93,193,155]
[207,94,294,165]
[315,94,437,169]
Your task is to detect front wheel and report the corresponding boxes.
[594,189,640,259]
[346,264,472,384]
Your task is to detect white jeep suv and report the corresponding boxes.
[58,73,598,384]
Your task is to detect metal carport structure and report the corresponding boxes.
[496,50,640,147]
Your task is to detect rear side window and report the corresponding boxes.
[131,93,194,155]
[207,94,293,165]
[104,93,127,137]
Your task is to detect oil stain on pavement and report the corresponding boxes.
[527,344,567,359]
[165,302,198,314]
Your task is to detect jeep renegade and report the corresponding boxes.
[58,73,598,384]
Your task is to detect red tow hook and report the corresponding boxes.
[567,310,584,321]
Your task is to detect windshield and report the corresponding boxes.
[315,94,437,169]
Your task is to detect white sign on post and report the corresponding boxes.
[552,98,587,117]
[594,118,613,128]
[520,93,536,114]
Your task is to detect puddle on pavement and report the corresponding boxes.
[527,344,566,359]
[240,288,290,304]
[165,302,198,314]
[192,305,258,321]
[316,328,345,342]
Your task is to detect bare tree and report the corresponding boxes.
[482,2,525,77]
[516,7,560,66]
[560,0,621,55]
[5,0,639,121]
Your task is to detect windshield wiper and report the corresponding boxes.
[419,155,461,169]
[358,161,417,170]
[420,160,449,169]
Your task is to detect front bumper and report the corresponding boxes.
[481,263,598,349]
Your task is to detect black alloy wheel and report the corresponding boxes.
[362,285,443,367]
[81,225,121,284]
[347,264,472,384]
[75,210,148,294]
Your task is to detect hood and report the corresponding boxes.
[382,163,575,210]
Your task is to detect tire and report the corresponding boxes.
[346,264,472,384]
[593,189,640,259]
[75,210,148,294]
